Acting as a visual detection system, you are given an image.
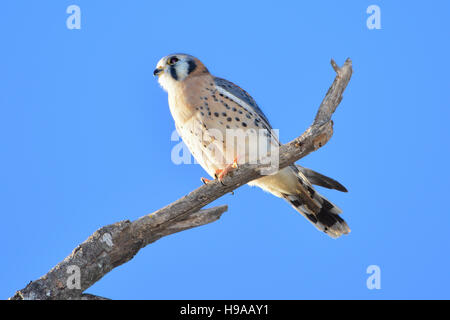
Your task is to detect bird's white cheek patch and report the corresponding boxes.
[175,61,189,81]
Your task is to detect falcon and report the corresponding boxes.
[154,54,350,238]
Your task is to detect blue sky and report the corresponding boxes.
[1,1,449,299]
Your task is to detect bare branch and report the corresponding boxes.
[10,58,352,300]
[10,205,228,300]
[80,293,110,300]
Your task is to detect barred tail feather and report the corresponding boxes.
[296,165,348,193]
[249,165,350,238]
[283,193,350,239]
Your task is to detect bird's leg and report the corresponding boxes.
[215,157,239,182]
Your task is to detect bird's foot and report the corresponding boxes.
[201,158,238,186]
[201,177,213,185]
[214,157,239,182]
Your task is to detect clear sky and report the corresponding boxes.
[1,1,449,299]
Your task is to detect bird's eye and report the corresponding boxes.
[168,57,179,65]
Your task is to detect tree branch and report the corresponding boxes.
[10,58,352,300]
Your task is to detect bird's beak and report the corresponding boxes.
[153,67,163,77]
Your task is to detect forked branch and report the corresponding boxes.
[10,58,352,300]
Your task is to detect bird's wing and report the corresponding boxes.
[214,77,273,131]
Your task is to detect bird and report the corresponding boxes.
[154,53,350,238]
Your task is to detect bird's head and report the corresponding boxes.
[153,54,209,92]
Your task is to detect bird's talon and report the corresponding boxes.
[232,157,238,169]
[215,158,239,182]
[201,177,212,185]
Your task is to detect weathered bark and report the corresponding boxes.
[10,58,352,300]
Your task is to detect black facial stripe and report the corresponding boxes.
[187,60,197,74]
[170,65,178,80]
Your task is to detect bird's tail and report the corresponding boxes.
[282,165,350,238]
[282,191,350,238]
[250,165,350,238]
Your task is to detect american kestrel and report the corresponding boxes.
[154,54,350,238]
